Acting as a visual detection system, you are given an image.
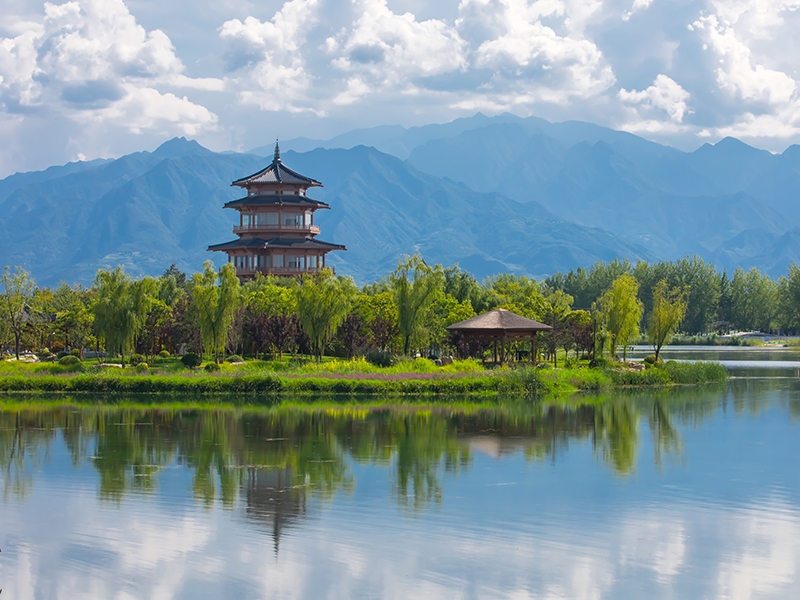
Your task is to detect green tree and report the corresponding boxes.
[93,267,157,367]
[52,283,94,358]
[294,268,357,361]
[390,255,444,355]
[190,261,241,363]
[423,291,476,355]
[647,280,687,361]
[0,266,36,359]
[730,267,778,332]
[488,273,546,320]
[598,274,643,361]
[778,264,800,333]
[354,291,399,352]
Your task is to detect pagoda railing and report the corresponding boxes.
[233,223,320,235]
[235,265,333,277]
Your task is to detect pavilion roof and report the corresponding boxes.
[223,194,329,210]
[446,308,552,333]
[208,237,346,252]
[233,142,322,188]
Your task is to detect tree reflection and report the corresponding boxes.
[0,381,793,526]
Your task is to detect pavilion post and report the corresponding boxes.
[500,333,506,365]
[530,334,535,364]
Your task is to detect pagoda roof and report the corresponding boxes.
[224,194,329,210]
[446,308,552,333]
[208,237,346,252]
[234,142,322,188]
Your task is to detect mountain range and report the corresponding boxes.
[1,113,798,286]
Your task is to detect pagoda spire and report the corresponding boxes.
[274,139,281,162]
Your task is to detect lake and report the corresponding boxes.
[2,350,800,599]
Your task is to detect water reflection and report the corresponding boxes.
[2,381,800,599]
[0,381,782,506]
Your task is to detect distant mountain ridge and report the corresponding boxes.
[0,136,651,285]
[3,117,800,285]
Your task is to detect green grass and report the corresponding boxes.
[0,356,727,396]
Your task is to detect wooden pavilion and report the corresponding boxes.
[208,141,346,280]
[446,308,552,365]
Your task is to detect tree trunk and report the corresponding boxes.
[14,331,20,360]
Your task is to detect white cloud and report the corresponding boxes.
[693,13,795,105]
[689,1,800,143]
[219,0,320,113]
[331,0,467,88]
[456,0,615,103]
[619,74,691,122]
[0,0,219,135]
[622,0,655,21]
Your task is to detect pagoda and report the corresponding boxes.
[208,141,346,279]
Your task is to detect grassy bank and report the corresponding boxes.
[0,357,728,397]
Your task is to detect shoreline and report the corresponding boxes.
[0,361,729,397]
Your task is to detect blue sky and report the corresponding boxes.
[2,0,800,176]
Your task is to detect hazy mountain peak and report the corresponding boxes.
[152,137,212,159]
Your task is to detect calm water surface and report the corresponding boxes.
[2,357,800,598]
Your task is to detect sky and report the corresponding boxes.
[1,0,800,176]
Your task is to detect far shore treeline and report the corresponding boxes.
[1,254,799,366]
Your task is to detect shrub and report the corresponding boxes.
[57,351,70,359]
[365,349,394,368]
[663,361,727,384]
[226,355,244,363]
[129,353,145,366]
[70,348,81,357]
[158,350,171,358]
[204,362,221,372]
[181,353,202,369]
[499,367,546,395]
[643,354,662,366]
[59,355,81,366]
[38,349,52,359]
[135,363,150,373]
[51,341,65,353]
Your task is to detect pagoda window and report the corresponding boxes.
[256,213,278,226]
[304,211,312,227]
[242,214,252,227]
[273,254,284,268]
[307,255,318,269]
[287,255,304,270]
[235,256,246,269]
[287,213,305,228]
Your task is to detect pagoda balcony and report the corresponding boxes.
[233,223,321,235]
[235,265,334,277]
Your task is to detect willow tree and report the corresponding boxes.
[190,261,241,363]
[93,267,157,367]
[390,255,444,355]
[0,266,35,359]
[598,274,643,361]
[647,279,687,361]
[294,268,357,361]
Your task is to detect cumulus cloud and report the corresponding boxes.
[0,0,219,137]
[221,0,615,116]
[331,0,467,88]
[7,0,800,172]
[219,0,321,113]
[690,0,800,141]
[619,74,691,122]
[456,0,615,104]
